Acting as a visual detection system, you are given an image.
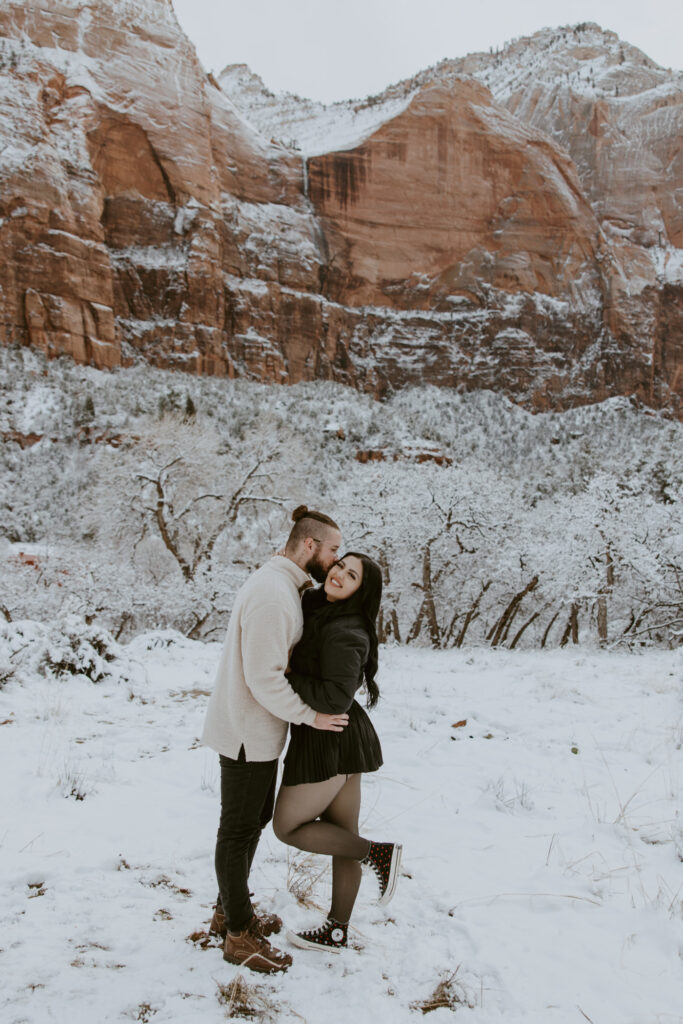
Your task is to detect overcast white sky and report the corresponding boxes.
[171,0,682,104]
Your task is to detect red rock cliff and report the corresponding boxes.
[0,5,680,414]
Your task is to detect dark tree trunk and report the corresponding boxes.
[488,576,539,647]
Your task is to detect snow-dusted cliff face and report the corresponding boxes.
[0,0,311,375]
[0,8,681,413]
[218,64,419,159]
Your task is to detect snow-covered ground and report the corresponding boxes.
[1,631,681,1023]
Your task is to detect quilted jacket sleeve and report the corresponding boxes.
[287,619,370,714]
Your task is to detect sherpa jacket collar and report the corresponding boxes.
[268,555,310,592]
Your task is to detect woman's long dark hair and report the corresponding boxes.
[333,552,382,708]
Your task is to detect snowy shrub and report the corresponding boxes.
[0,620,49,687]
[41,616,122,682]
[0,616,140,688]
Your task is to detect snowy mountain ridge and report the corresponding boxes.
[218,64,419,158]
[219,23,681,150]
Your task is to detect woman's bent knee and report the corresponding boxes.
[272,821,286,843]
[272,809,292,844]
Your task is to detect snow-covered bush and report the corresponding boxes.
[41,615,121,682]
[0,619,49,688]
[0,616,135,685]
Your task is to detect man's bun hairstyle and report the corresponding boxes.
[286,505,340,547]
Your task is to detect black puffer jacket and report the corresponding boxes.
[282,587,383,785]
[286,589,370,713]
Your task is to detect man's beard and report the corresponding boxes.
[305,551,329,584]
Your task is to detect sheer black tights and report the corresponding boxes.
[273,773,371,924]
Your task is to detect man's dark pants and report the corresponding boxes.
[215,746,278,933]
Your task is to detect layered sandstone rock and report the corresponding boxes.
[0,5,681,413]
[466,25,683,411]
[0,0,309,374]
[306,80,602,310]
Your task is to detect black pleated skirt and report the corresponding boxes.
[282,699,383,786]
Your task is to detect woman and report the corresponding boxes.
[272,552,402,953]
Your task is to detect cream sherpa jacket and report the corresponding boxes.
[201,557,317,761]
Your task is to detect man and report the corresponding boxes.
[201,506,348,974]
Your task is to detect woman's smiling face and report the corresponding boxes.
[324,555,364,602]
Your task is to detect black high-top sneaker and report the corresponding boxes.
[287,917,348,953]
[362,840,402,905]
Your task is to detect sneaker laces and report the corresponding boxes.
[304,922,328,937]
[300,918,345,941]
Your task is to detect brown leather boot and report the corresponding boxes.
[210,903,282,939]
[223,916,292,974]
